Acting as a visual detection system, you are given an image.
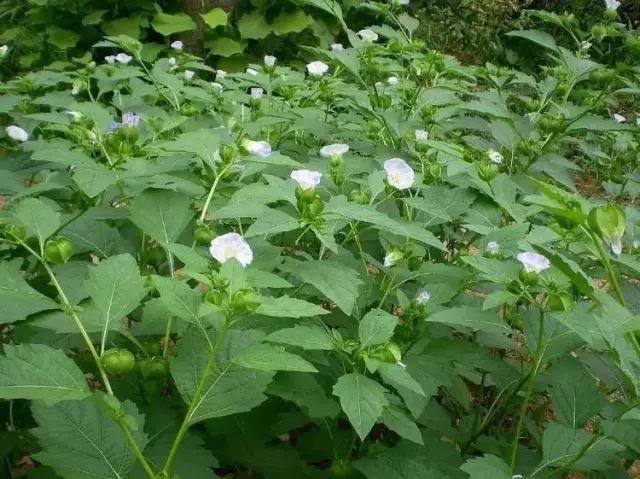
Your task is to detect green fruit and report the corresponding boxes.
[102,349,136,375]
[138,358,168,380]
[478,163,499,182]
[547,292,574,311]
[307,198,324,217]
[330,460,355,478]
[194,225,214,245]
[519,269,539,285]
[44,238,74,264]
[204,290,223,306]
[232,288,259,311]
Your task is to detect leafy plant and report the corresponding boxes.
[1,2,640,479]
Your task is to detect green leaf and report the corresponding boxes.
[0,262,57,324]
[256,296,328,318]
[205,37,245,57]
[14,197,60,251]
[32,397,147,479]
[272,10,312,35]
[245,209,299,237]
[534,245,594,295]
[152,12,197,36]
[101,18,141,38]
[427,306,511,334]
[279,258,362,314]
[82,9,108,26]
[506,30,558,51]
[377,363,425,397]
[170,330,274,424]
[201,8,228,29]
[73,163,118,198]
[85,254,146,353]
[333,373,388,440]
[237,11,272,39]
[380,405,423,445]
[129,190,193,247]
[460,454,512,479]
[47,27,80,50]
[266,324,334,350]
[233,343,317,372]
[267,372,340,418]
[0,344,90,404]
[359,309,398,348]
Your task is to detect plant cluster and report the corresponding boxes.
[0,2,640,479]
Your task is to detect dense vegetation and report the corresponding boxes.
[1,1,640,478]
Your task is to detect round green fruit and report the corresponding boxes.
[44,238,74,264]
[102,349,136,375]
[194,225,214,245]
[138,358,168,380]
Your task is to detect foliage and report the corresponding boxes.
[1,2,640,479]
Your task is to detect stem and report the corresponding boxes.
[162,319,231,475]
[198,164,232,223]
[115,413,157,479]
[509,308,547,473]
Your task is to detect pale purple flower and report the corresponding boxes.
[209,233,253,267]
[517,252,550,273]
[384,158,415,190]
[290,169,322,191]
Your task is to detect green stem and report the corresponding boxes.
[115,413,157,479]
[198,164,232,224]
[509,308,546,473]
[162,319,232,475]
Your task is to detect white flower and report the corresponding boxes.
[184,70,195,81]
[242,139,272,158]
[415,129,429,141]
[384,250,403,267]
[307,61,329,77]
[517,252,550,273]
[171,40,183,50]
[633,239,640,249]
[115,53,132,64]
[609,236,622,256]
[250,87,263,100]
[396,0,410,4]
[606,0,620,9]
[331,43,344,52]
[71,87,80,96]
[613,113,626,123]
[357,29,379,43]
[264,55,276,67]
[216,69,227,79]
[246,68,258,76]
[384,158,415,190]
[488,149,503,164]
[374,81,384,90]
[122,112,140,127]
[416,290,430,305]
[5,125,29,142]
[105,55,116,64]
[0,45,8,57]
[168,57,177,67]
[290,169,322,191]
[211,82,223,91]
[320,143,349,158]
[486,241,500,254]
[65,110,82,121]
[387,76,399,85]
[209,232,253,267]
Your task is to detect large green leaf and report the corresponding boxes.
[0,344,90,404]
[237,10,271,39]
[266,324,334,350]
[201,8,228,29]
[0,262,57,324]
[255,296,328,318]
[85,254,146,353]
[460,454,511,479]
[14,197,60,252]
[272,10,312,35]
[333,373,388,440]
[359,309,398,348]
[32,396,147,479]
[129,190,193,247]
[233,343,317,372]
[152,12,197,36]
[267,372,339,418]
[427,306,511,334]
[279,258,362,314]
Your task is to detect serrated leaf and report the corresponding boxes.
[333,373,388,440]
[272,10,311,35]
[152,12,197,36]
[0,344,90,404]
[427,306,511,334]
[205,37,245,57]
[129,190,193,247]
[256,296,328,318]
[201,8,228,29]
[267,372,339,418]
[14,198,60,252]
[0,263,57,324]
[534,245,594,295]
[460,454,511,479]
[359,309,398,348]
[233,343,317,372]
[85,254,146,353]
[73,162,118,198]
[32,396,147,479]
[237,10,272,39]
[380,405,423,445]
[266,324,334,350]
[506,29,558,51]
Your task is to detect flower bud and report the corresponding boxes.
[588,204,626,256]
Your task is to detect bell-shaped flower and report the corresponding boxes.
[5,125,29,142]
[246,68,258,76]
[320,143,349,158]
[115,53,132,64]
[250,87,263,100]
[613,113,625,123]
[171,40,183,50]
[264,55,276,67]
[488,149,503,164]
[486,241,500,255]
[384,249,404,267]
[415,129,429,141]
[606,0,620,9]
[291,169,322,191]
[122,112,140,127]
[357,29,379,43]
[331,43,344,52]
[209,232,253,267]
[184,70,195,81]
[416,290,430,305]
[105,55,116,64]
[242,139,272,158]
[306,61,329,77]
[517,252,550,273]
[384,158,415,190]
[388,76,399,85]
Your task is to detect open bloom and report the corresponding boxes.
[0,45,9,57]
[65,110,82,121]
[216,69,227,79]
[517,252,550,273]
[613,113,626,123]
[5,125,29,142]
[264,55,276,67]
[209,233,253,267]
[606,0,620,9]
[384,158,415,190]
[122,112,140,127]
[415,129,429,141]
[184,70,195,81]
[387,76,399,85]
[307,61,329,77]
[486,241,500,254]
[115,53,132,64]
[416,290,430,305]
[384,250,403,267]
[358,29,379,43]
[105,55,116,64]
[246,68,258,76]
[291,170,322,190]
[242,139,272,157]
[171,40,183,50]
[211,82,223,91]
[488,150,503,164]
[250,87,263,100]
[331,43,344,52]
[320,143,349,158]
